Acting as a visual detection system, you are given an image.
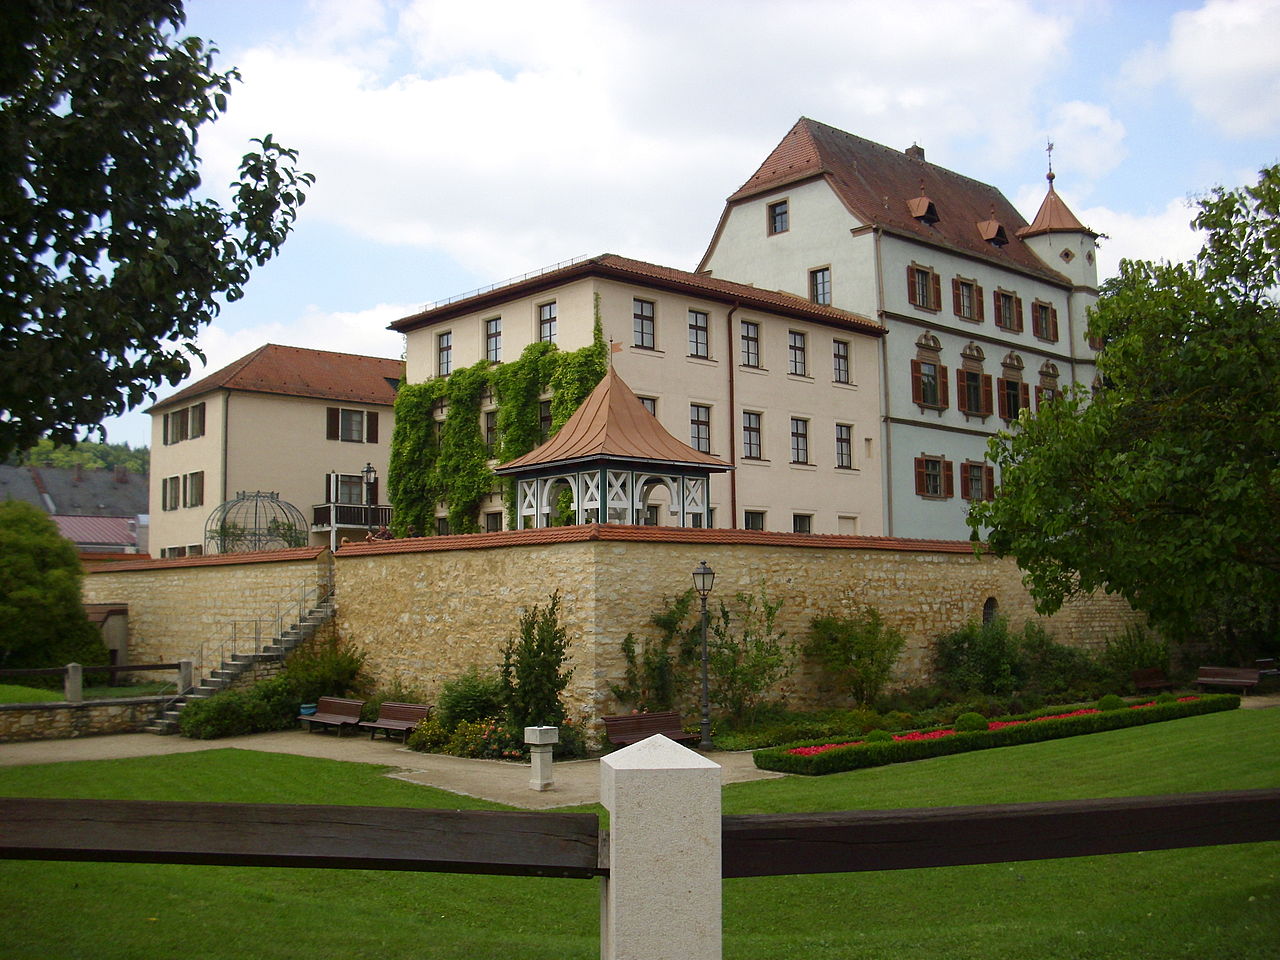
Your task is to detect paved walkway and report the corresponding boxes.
[0,728,784,809]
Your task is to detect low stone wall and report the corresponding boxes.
[82,547,331,680]
[0,698,167,742]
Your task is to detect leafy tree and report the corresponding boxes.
[805,605,905,706]
[0,0,313,459]
[0,501,107,670]
[970,165,1280,660]
[706,587,792,721]
[14,438,148,473]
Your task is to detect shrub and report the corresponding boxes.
[932,618,1023,695]
[707,587,793,722]
[446,717,524,760]
[1017,623,1103,697]
[406,716,451,753]
[1096,693,1127,711]
[1156,691,1177,704]
[806,605,905,706]
[865,729,894,742]
[502,592,573,729]
[436,667,505,730]
[282,635,369,703]
[179,689,256,739]
[1099,624,1170,689]
[954,711,990,732]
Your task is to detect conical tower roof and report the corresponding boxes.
[1019,173,1097,239]
[495,368,732,474]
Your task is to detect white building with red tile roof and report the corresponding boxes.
[147,344,402,557]
[393,254,887,535]
[698,118,1100,540]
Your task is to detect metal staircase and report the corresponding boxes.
[146,574,335,735]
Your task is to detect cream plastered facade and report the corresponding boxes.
[149,390,393,557]
[83,532,1144,725]
[700,180,1099,540]
[403,273,885,535]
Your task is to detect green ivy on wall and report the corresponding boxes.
[389,306,607,535]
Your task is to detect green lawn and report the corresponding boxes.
[0,684,61,704]
[0,708,1276,960]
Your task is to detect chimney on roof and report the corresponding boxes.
[114,464,128,483]
[905,143,925,161]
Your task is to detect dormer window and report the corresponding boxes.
[907,195,939,225]
[978,218,1008,246]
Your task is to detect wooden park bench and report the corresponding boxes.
[1195,667,1261,694]
[602,710,699,748]
[299,696,366,735]
[358,701,432,742]
[1255,658,1278,679]
[1131,667,1175,693]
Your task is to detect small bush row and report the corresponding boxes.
[753,694,1240,775]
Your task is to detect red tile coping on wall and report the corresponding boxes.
[336,524,978,557]
[84,546,326,574]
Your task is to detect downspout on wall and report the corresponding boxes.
[725,304,739,528]
[872,226,894,537]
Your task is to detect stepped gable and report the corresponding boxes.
[496,367,732,473]
[721,117,1071,285]
[149,344,402,411]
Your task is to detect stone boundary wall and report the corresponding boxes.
[0,698,168,742]
[78,528,1144,725]
[334,526,1144,721]
[82,547,330,681]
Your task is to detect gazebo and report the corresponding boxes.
[494,368,732,528]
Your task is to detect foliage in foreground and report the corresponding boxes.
[754,694,1239,775]
[970,164,1280,660]
[805,606,905,706]
[0,0,312,457]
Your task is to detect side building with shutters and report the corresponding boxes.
[147,344,402,556]
[699,118,1100,540]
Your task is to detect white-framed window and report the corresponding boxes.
[1031,300,1059,341]
[743,510,766,531]
[538,302,557,343]
[437,331,453,376]
[952,277,984,321]
[327,408,379,444]
[835,423,853,469]
[994,289,1023,332]
[792,514,813,534]
[182,471,204,508]
[485,317,502,363]
[162,402,205,445]
[907,264,941,311]
[742,411,762,460]
[638,396,657,416]
[690,403,711,454]
[768,199,789,234]
[790,417,809,464]
[788,331,807,376]
[914,454,954,499]
[741,320,760,367]
[634,298,655,349]
[688,309,709,359]
[833,339,850,383]
[161,476,180,511]
[810,267,831,305]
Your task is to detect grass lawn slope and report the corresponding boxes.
[1,710,1277,960]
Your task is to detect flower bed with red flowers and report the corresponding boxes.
[753,694,1239,775]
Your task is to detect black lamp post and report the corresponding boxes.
[362,462,376,507]
[692,560,716,750]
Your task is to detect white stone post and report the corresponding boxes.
[64,663,82,703]
[178,659,194,693]
[600,735,721,960]
[525,725,558,791]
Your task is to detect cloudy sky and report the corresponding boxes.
[100,0,1280,448]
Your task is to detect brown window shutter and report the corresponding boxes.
[366,411,379,444]
[981,374,993,416]
[938,365,949,408]
[910,359,923,404]
[930,272,942,311]
[943,460,955,498]
[907,265,917,306]
[997,378,1009,419]
[984,465,995,500]
[1020,382,1031,411]
[326,407,340,440]
[975,286,985,321]
[992,292,1001,326]
[960,464,972,501]
[1015,297,1024,332]
[1050,307,1059,341]
[162,413,170,446]
[952,278,961,314]
[914,457,927,495]
[956,369,969,413]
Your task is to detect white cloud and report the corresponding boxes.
[1080,196,1204,281]
[1122,0,1280,138]
[1045,101,1127,185]
[196,0,1078,279]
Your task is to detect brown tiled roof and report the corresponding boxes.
[706,118,1072,286]
[149,345,403,412]
[495,368,732,473]
[392,254,884,337]
[1018,176,1097,238]
[336,523,977,556]
[83,546,326,573]
[52,515,136,548]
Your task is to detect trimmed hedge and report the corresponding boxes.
[753,695,1240,775]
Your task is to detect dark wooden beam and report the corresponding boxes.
[0,799,604,879]
[722,789,1280,878]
